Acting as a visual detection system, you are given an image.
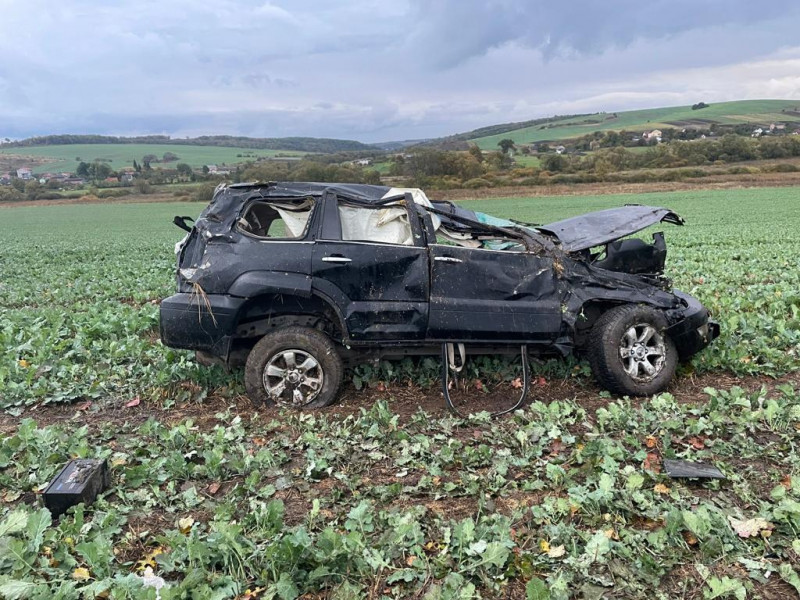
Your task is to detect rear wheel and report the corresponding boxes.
[588,304,677,396]
[245,326,343,408]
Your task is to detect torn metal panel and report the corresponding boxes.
[536,205,684,252]
[663,459,725,479]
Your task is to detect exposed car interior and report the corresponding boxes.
[237,197,316,239]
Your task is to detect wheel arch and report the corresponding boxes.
[233,291,347,342]
[573,299,627,348]
[572,296,673,349]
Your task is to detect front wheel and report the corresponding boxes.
[245,326,343,408]
[588,304,677,396]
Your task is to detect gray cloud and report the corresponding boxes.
[406,0,800,67]
[1,0,799,142]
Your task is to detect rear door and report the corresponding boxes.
[427,243,562,342]
[311,192,429,341]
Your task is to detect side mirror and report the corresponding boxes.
[173,216,194,232]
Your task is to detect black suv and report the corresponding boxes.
[160,182,718,408]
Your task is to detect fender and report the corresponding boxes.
[309,279,352,335]
[230,287,349,344]
[228,270,312,299]
[310,288,350,342]
[309,278,351,316]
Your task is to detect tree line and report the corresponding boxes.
[4,135,372,154]
[238,159,381,186]
[540,134,800,174]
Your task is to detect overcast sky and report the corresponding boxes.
[2,0,800,143]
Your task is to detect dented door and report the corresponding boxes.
[311,195,429,341]
[427,245,562,341]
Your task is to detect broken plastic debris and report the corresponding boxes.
[140,566,167,599]
[43,459,110,517]
[663,459,724,479]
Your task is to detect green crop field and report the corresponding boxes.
[472,99,800,149]
[0,144,307,174]
[369,160,394,174]
[1,187,799,598]
[511,155,541,168]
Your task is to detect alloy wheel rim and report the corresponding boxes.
[618,323,667,382]
[263,349,324,406]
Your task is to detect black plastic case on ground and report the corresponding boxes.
[43,459,110,517]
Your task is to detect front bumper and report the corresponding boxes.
[159,293,246,359]
[666,290,720,359]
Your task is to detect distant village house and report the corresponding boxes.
[643,130,662,143]
[206,164,230,176]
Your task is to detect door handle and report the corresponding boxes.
[322,256,352,263]
[434,256,463,264]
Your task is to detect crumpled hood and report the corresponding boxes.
[536,205,684,252]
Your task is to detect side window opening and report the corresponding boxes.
[431,217,525,252]
[423,203,528,252]
[237,197,315,239]
[337,201,414,246]
[436,229,525,251]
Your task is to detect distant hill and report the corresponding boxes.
[370,139,431,151]
[420,113,595,150]
[4,134,372,154]
[420,100,800,150]
[0,142,327,174]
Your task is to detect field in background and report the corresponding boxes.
[509,155,542,167]
[472,99,800,148]
[0,143,308,173]
[1,187,799,598]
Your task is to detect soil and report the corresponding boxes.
[660,561,800,600]
[0,190,189,209]
[432,170,800,203]
[3,370,798,435]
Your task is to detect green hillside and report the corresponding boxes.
[0,144,307,174]
[471,99,800,149]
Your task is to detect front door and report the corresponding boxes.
[427,244,562,342]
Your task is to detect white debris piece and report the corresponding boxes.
[140,566,167,599]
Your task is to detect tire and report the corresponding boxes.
[588,304,677,396]
[244,326,343,409]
